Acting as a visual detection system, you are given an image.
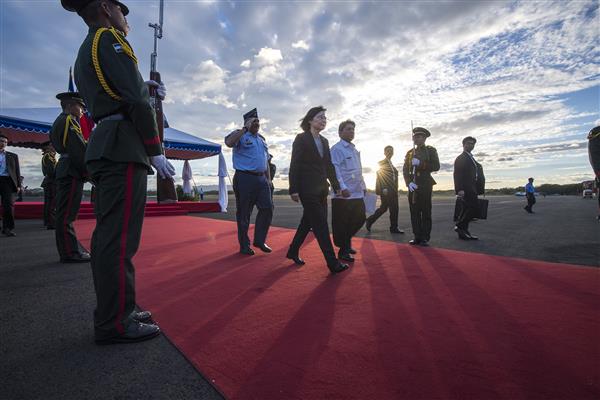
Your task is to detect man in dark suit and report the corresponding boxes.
[365,145,403,233]
[0,133,21,237]
[453,136,485,240]
[287,106,349,274]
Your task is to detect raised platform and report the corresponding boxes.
[9,201,221,219]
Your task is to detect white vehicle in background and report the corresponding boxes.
[582,180,595,199]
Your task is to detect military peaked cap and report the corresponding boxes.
[243,108,258,123]
[588,126,600,140]
[412,127,431,138]
[56,92,86,107]
[61,0,129,16]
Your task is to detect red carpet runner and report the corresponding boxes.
[75,216,600,400]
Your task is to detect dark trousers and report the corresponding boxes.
[55,176,86,259]
[233,172,273,248]
[332,198,366,253]
[289,189,337,267]
[0,176,16,231]
[366,191,398,229]
[43,183,56,228]
[456,192,478,231]
[525,193,536,212]
[87,161,147,340]
[408,185,433,241]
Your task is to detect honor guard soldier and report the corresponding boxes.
[402,127,440,246]
[225,108,273,255]
[41,142,58,230]
[587,126,600,221]
[62,0,175,344]
[50,91,91,262]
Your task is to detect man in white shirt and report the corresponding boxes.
[331,120,367,262]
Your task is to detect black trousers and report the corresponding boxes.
[526,193,536,211]
[289,189,337,267]
[408,185,433,241]
[0,176,16,231]
[43,183,56,228]
[87,161,147,340]
[366,191,398,229]
[232,172,273,249]
[55,176,86,259]
[456,192,478,231]
[332,198,366,253]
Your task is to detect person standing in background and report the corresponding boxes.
[0,133,21,237]
[331,119,366,262]
[524,177,536,213]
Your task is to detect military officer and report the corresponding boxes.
[49,91,91,262]
[225,108,273,255]
[587,126,600,221]
[62,0,175,344]
[402,127,440,246]
[41,142,58,230]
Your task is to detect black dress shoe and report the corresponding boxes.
[408,239,420,245]
[338,253,355,263]
[466,232,479,240]
[328,262,349,274]
[286,253,305,265]
[418,240,429,247]
[253,243,272,253]
[390,228,404,234]
[456,228,470,240]
[95,321,160,345]
[240,247,255,255]
[132,310,153,323]
[3,229,16,237]
[61,253,91,263]
[348,248,357,255]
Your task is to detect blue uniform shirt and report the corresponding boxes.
[229,130,269,173]
[525,182,535,193]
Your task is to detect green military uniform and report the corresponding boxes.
[72,19,162,340]
[49,105,89,260]
[41,149,57,229]
[402,128,440,244]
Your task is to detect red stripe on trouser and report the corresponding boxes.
[115,163,135,334]
[63,177,76,256]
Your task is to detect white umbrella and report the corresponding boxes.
[182,160,193,195]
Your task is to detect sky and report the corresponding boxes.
[0,0,598,191]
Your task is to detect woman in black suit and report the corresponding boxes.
[286,106,349,274]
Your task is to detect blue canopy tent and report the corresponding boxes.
[0,107,229,210]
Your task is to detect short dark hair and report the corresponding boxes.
[0,134,8,141]
[528,177,534,182]
[462,136,477,145]
[384,145,393,152]
[300,106,326,132]
[338,119,355,134]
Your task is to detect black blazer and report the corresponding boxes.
[289,131,340,196]
[375,158,398,195]
[454,152,485,195]
[2,151,21,192]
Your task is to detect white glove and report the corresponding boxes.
[412,158,420,166]
[408,182,418,192]
[145,80,167,101]
[151,155,176,180]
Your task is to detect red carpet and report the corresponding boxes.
[9,201,220,219]
[74,216,600,400]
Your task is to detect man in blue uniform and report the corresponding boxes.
[225,108,273,255]
[524,177,536,213]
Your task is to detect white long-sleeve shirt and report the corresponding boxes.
[331,139,366,199]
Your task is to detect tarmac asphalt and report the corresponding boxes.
[1,194,597,399]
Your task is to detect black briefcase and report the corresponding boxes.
[454,197,489,221]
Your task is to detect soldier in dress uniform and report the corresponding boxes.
[41,142,57,230]
[62,0,175,344]
[225,108,273,255]
[402,127,440,246]
[587,126,600,221]
[49,91,91,262]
